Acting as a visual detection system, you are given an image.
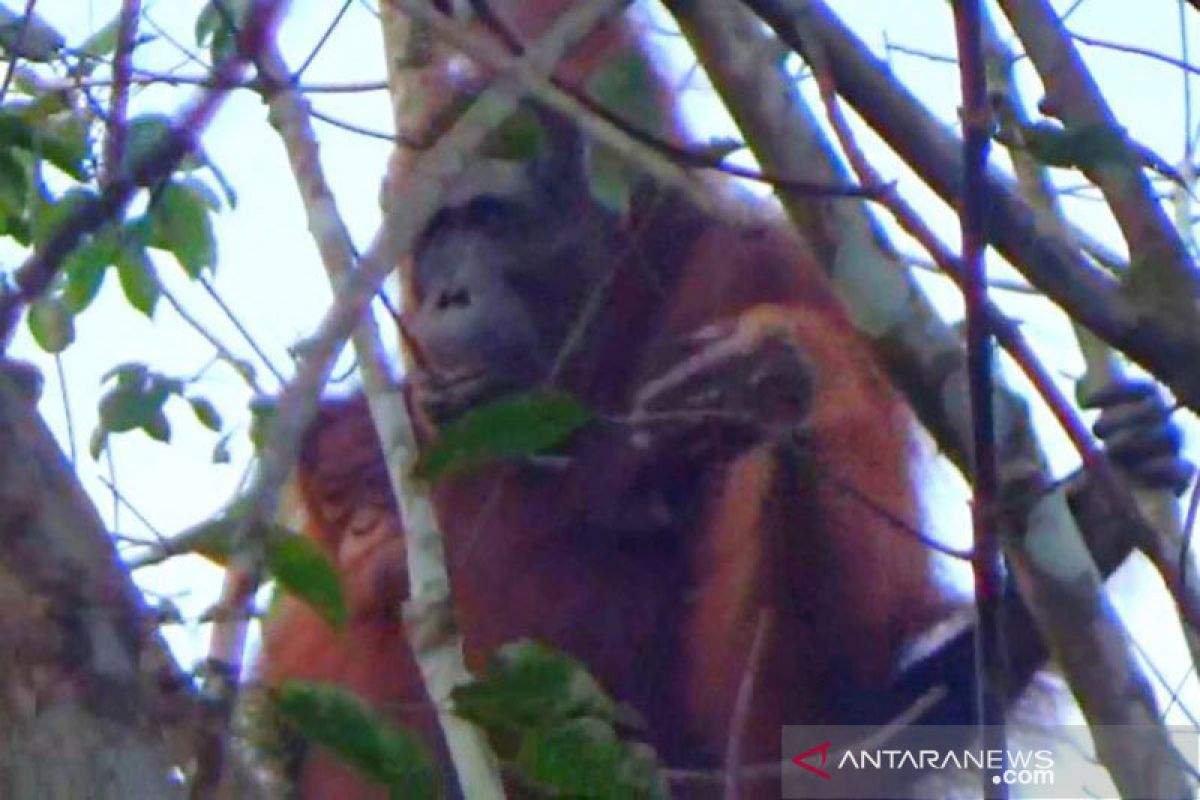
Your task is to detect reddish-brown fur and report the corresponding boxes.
[260,5,944,797]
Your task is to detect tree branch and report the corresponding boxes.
[0,0,292,354]
[742,0,1200,414]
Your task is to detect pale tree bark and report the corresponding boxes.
[0,362,192,799]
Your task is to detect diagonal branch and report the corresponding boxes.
[998,0,1200,322]
[0,0,292,354]
[102,0,142,186]
[741,0,1200,415]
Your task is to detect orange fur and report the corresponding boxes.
[260,6,944,798]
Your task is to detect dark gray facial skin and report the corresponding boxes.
[404,112,619,421]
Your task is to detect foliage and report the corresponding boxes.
[454,641,668,799]
[414,390,593,481]
[273,681,438,799]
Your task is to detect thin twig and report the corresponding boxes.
[294,0,354,78]
[158,279,264,394]
[0,0,38,104]
[904,255,1040,293]
[309,105,406,142]
[884,41,958,66]
[103,0,142,185]
[816,51,1103,475]
[1072,30,1200,78]
[664,686,949,790]
[49,67,388,94]
[742,0,1200,413]
[816,458,974,561]
[723,612,771,800]
[141,9,212,71]
[951,5,1007,793]
[52,353,76,466]
[96,473,169,547]
[196,275,286,388]
[0,0,291,353]
[391,0,877,205]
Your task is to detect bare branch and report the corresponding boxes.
[102,0,142,186]
[950,3,1007,792]
[999,0,1200,323]
[742,0,1200,415]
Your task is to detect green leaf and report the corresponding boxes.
[249,396,278,451]
[27,295,74,352]
[586,144,633,215]
[181,175,223,211]
[265,534,347,630]
[88,427,108,460]
[114,243,160,315]
[195,2,220,46]
[95,368,207,446]
[516,718,666,800]
[76,12,122,61]
[454,642,665,798]
[273,681,438,799]
[0,148,29,217]
[188,396,223,432]
[195,0,252,62]
[120,114,199,178]
[581,53,662,213]
[0,111,36,151]
[207,162,238,208]
[148,180,217,277]
[1020,122,1127,172]
[415,390,592,481]
[142,408,172,442]
[98,381,169,431]
[122,114,170,171]
[32,187,95,248]
[62,235,116,313]
[453,641,619,734]
[480,106,546,163]
[586,52,664,137]
[0,106,89,180]
[0,8,64,61]
[38,111,91,179]
[104,361,150,387]
[212,431,233,464]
